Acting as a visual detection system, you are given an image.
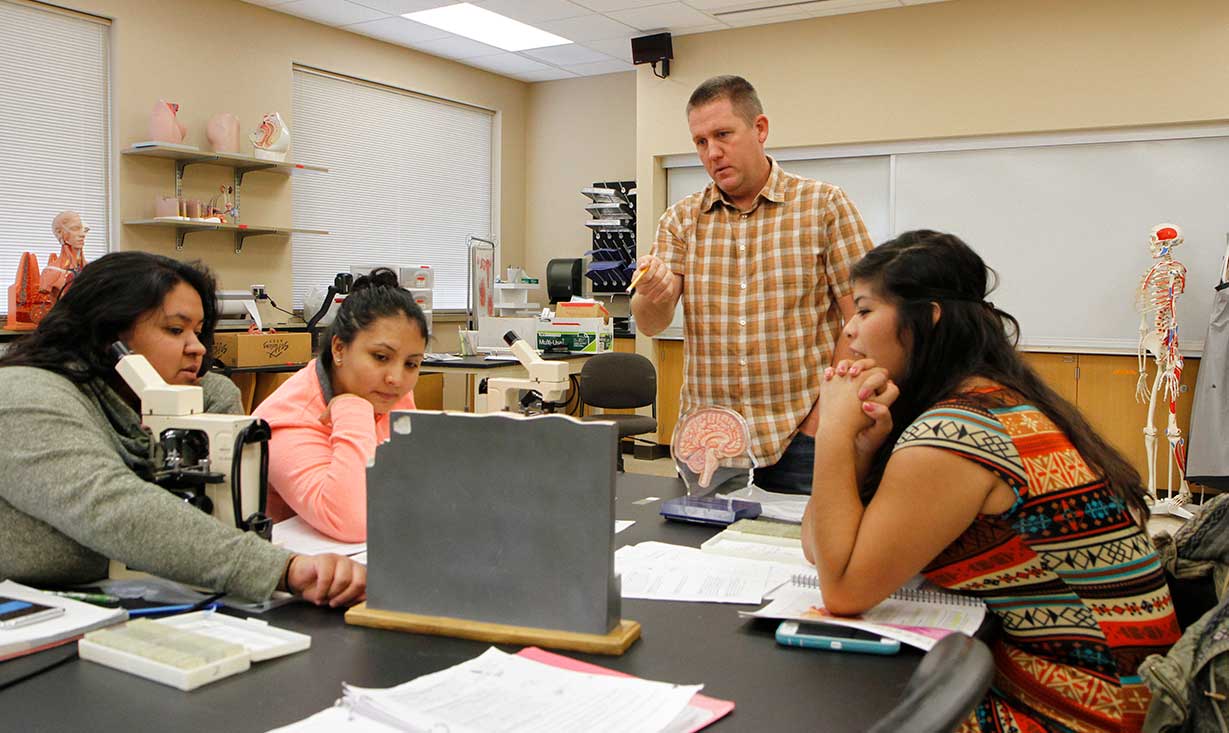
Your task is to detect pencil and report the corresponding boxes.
[625,267,648,294]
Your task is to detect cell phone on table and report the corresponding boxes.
[0,596,66,629]
[775,621,901,655]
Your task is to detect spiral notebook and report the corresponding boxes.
[742,573,986,651]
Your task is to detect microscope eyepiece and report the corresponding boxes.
[108,341,133,364]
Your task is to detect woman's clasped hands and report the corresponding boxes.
[820,358,900,460]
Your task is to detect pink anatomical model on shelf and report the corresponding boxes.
[673,406,751,490]
[149,100,187,144]
[206,112,241,153]
[250,112,289,161]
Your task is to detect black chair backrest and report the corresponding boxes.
[867,633,995,733]
[579,352,656,410]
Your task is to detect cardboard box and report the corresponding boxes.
[554,301,609,320]
[537,317,613,353]
[214,332,311,367]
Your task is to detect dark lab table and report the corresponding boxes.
[5,473,918,732]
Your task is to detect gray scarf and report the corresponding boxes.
[81,375,158,481]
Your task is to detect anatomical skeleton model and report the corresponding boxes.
[1136,223,1193,518]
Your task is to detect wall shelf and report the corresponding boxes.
[122,142,328,253]
[124,218,328,253]
[122,143,327,182]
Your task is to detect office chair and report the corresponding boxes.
[867,633,995,733]
[577,352,658,471]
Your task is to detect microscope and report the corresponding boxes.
[110,342,272,540]
[484,331,571,415]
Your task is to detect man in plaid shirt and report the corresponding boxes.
[631,76,875,493]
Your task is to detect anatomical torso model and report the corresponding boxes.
[39,211,88,302]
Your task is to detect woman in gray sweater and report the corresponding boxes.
[0,252,364,605]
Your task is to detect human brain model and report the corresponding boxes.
[673,406,749,490]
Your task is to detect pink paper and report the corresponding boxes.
[516,647,735,732]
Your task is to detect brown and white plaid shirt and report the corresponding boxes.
[654,158,875,466]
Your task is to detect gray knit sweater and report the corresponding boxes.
[0,367,291,601]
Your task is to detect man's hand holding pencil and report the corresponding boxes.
[628,254,677,304]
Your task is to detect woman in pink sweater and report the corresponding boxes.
[255,269,428,541]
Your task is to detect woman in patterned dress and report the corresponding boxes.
[801,230,1180,732]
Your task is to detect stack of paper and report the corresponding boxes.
[699,520,810,568]
[274,518,634,570]
[269,647,733,733]
[272,517,367,557]
[742,584,986,651]
[616,542,792,604]
[0,580,128,661]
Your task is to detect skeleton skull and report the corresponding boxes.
[1148,223,1183,258]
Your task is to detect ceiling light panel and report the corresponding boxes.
[404,2,573,51]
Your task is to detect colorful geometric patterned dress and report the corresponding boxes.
[894,387,1181,732]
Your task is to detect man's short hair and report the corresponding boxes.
[686,75,764,124]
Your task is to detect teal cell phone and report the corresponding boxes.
[775,621,901,655]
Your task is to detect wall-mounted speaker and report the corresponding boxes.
[631,32,672,78]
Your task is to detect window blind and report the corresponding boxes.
[0,0,110,295]
[291,67,494,311]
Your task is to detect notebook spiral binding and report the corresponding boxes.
[789,573,982,607]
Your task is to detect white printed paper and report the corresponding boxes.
[347,648,700,733]
[272,517,366,557]
[266,706,400,733]
[615,542,773,604]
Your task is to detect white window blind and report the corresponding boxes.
[291,68,494,311]
[0,0,110,293]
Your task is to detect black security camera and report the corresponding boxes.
[631,32,672,79]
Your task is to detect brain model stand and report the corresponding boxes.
[672,406,755,495]
[660,407,761,525]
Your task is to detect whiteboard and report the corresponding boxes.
[895,139,1229,353]
[666,156,892,243]
[662,135,1229,354]
[660,157,889,339]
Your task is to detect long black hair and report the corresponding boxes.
[0,251,219,382]
[319,268,429,370]
[853,230,1149,521]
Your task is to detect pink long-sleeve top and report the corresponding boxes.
[253,359,415,542]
